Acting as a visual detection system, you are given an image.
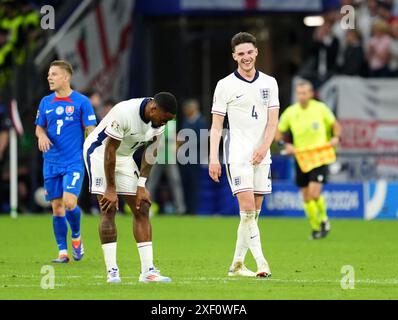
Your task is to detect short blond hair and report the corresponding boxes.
[50,60,73,76]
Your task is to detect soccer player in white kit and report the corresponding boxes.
[209,32,280,278]
[83,92,176,283]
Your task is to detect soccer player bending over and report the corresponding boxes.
[83,92,176,283]
[275,80,341,240]
[35,60,97,263]
[209,32,280,278]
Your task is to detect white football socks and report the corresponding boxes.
[137,242,154,274]
[232,211,250,264]
[102,242,118,271]
[232,210,266,269]
[246,211,267,268]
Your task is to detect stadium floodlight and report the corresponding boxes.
[303,16,324,27]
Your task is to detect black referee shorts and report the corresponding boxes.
[295,162,328,188]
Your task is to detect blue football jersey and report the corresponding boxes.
[35,91,97,165]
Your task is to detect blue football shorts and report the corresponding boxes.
[43,161,85,201]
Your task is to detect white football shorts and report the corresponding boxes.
[225,164,272,195]
[84,154,139,196]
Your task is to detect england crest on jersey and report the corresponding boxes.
[234,176,241,186]
[260,88,270,106]
[65,106,74,116]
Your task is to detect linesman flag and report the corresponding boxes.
[295,144,336,173]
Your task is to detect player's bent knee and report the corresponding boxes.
[134,201,150,220]
[64,202,77,211]
[51,199,65,216]
[52,205,65,216]
[63,196,78,211]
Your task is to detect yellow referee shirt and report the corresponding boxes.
[278,99,336,150]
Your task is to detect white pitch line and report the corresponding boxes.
[1,284,66,288]
[1,275,398,286]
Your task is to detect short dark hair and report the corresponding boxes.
[50,60,73,76]
[154,92,177,115]
[231,32,257,52]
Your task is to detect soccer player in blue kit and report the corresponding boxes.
[35,60,97,263]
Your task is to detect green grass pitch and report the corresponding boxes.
[0,214,397,300]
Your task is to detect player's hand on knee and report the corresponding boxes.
[100,188,118,213]
[209,162,221,182]
[136,187,151,211]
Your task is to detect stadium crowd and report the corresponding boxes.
[299,0,398,86]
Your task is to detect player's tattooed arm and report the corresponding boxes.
[84,125,96,138]
[100,137,121,213]
[252,108,280,165]
[35,125,53,152]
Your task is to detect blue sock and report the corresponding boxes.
[66,206,81,239]
[52,216,68,251]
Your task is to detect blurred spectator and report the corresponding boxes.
[377,0,395,24]
[328,4,350,67]
[390,19,398,75]
[367,19,392,77]
[100,98,115,120]
[313,22,339,80]
[339,30,367,75]
[299,22,339,87]
[0,0,39,67]
[84,89,103,122]
[147,119,186,215]
[179,99,207,214]
[357,0,380,52]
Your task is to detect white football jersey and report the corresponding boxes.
[84,98,164,162]
[212,70,279,165]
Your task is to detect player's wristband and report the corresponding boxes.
[137,177,147,188]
